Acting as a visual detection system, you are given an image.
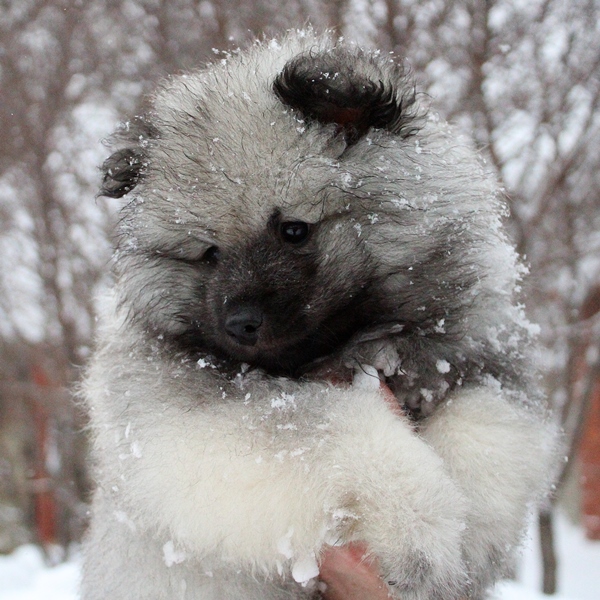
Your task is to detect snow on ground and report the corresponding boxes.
[0,511,598,599]
[505,509,600,600]
[0,545,79,600]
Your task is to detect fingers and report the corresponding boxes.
[378,381,404,417]
[319,543,393,600]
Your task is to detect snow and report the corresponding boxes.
[0,546,79,600]
[162,540,187,568]
[291,552,320,585]
[0,511,598,599]
[505,510,600,600]
[353,364,381,390]
[436,359,451,374]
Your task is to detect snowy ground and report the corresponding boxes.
[1,511,599,600]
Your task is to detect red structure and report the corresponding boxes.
[580,374,600,539]
[578,287,600,540]
[31,364,58,548]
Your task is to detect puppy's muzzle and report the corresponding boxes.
[225,306,263,346]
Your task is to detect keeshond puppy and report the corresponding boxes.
[81,30,558,600]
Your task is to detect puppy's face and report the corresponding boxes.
[101,34,488,376]
[177,209,387,373]
[116,197,394,374]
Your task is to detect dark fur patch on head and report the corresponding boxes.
[99,118,158,198]
[100,148,147,198]
[273,49,420,144]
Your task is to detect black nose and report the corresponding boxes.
[225,306,263,346]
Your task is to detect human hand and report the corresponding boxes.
[319,542,392,600]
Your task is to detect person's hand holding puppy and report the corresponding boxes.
[320,543,392,600]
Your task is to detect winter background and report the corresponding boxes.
[1,1,600,598]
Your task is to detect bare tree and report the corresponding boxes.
[0,0,167,554]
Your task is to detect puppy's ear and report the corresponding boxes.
[273,49,420,145]
[100,148,146,198]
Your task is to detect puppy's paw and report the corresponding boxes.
[358,481,468,600]
[327,486,467,600]
[326,389,468,599]
[379,550,466,600]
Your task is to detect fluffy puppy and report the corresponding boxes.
[81,30,558,600]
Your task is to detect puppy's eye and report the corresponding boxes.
[280,221,310,244]
[202,246,220,264]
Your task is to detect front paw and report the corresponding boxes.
[379,549,466,600]
[359,478,468,600]
[326,486,468,600]
[327,391,468,599]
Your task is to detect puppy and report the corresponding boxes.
[81,29,558,600]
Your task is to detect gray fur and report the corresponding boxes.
[82,30,559,600]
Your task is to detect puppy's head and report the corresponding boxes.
[101,31,521,379]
